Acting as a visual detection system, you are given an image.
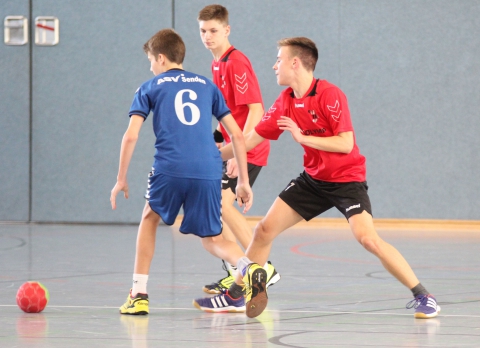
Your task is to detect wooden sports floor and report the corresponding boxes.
[1,219,479,347]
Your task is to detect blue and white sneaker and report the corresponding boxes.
[193,291,245,313]
[406,294,441,318]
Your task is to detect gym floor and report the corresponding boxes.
[1,220,479,347]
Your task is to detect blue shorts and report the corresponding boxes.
[145,168,222,238]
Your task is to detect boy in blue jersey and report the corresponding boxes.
[110,29,267,315]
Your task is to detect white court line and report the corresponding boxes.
[1,304,478,318]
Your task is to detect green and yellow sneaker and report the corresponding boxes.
[203,260,236,294]
[119,290,149,315]
[243,263,268,318]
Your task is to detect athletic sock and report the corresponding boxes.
[410,283,429,298]
[236,257,252,276]
[227,282,245,299]
[226,261,239,278]
[132,274,149,296]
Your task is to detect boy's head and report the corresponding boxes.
[143,29,185,65]
[198,5,230,52]
[198,4,229,25]
[277,37,318,72]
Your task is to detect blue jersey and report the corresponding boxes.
[129,69,230,180]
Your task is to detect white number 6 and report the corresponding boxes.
[174,89,200,125]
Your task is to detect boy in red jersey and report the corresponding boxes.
[202,36,441,319]
[196,4,280,295]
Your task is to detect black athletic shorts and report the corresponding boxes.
[222,162,262,193]
[278,171,372,221]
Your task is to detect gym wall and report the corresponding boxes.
[1,0,479,222]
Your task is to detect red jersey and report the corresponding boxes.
[255,78,366,182]
[212,46,270,166]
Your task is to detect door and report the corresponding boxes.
[1,0,172,222]
[0,0,30,221]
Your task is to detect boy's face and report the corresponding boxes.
[199,19,230,51]
[273,47,294,86]
[147,51,163,76]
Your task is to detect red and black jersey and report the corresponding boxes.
[256,78,366,182]
[212,46,269,166]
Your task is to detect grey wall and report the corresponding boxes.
[0,0,30,221]
[1,0,479,222]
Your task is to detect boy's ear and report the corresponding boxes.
[157,53,166,64]
[224,25,231,37]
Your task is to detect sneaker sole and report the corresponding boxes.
[414,305,441,319]
[120,310,149,315]
[245,268,268,318]
[192,300,245,313]
[119,306,149,315]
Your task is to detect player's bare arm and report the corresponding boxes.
[225,102,264,178]
[220,128,265,162]
[277,116,353,153]
[220,114,253,212]
[110,115,144,210]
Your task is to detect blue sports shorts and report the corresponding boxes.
[145,168,222,238]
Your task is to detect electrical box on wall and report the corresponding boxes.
[4,16,28,45]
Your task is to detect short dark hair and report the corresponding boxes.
[143,29,185,64]
[198,4,229,25]
[277,37,318,72]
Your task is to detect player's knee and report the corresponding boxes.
[200,236,214,252]
[253,221,274,245]
[359,236,381,255]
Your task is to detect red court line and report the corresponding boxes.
[291,239,480,271]
[290,239,378,265]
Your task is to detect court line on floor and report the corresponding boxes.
[1,305,478,318]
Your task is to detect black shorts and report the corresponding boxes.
[222,162,262,193]
[278,171,372,221]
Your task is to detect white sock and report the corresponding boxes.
[132,274,149,296]
[226,261,239,278]
[236,257,252,276]
[263,261,269,268]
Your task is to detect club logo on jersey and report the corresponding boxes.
[220,75,226,89]
[235,73,248,94]
[262,106,276,121]
[157,74,206,85]
[308,110,318,123]
[302,128,326,136]
[327,100,342,122]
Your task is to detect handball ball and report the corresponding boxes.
[16,282,49,313]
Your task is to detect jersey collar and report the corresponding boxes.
[290,78,319,99]
[218,46,236,62]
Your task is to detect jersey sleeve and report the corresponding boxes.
[226,59,263,106]
[211,84,231,121]
[255,95,285,140]
[320,87,353,135]
[128,84,151,119]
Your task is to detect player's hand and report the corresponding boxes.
[226,158,239,178]
[235,183,253,213]
[110,181,129,210]
[277,116,304,143]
